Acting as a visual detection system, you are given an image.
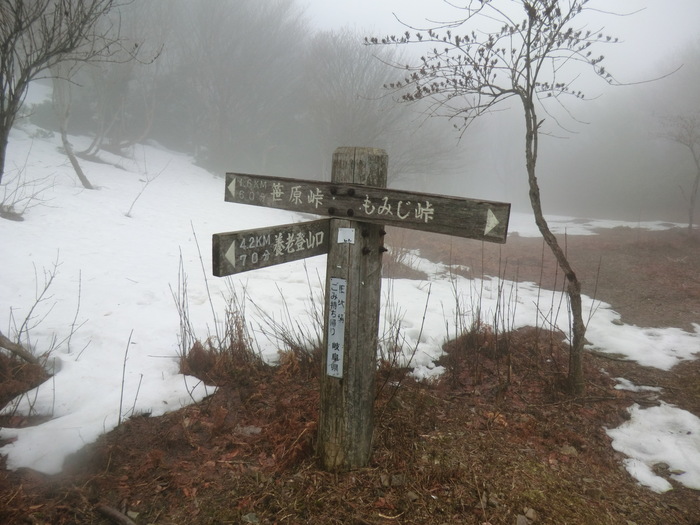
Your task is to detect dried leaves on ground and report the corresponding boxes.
[1,227,699,524]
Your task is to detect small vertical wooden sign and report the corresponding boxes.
[326,277,346,378]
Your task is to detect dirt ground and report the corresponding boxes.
[1,226,699,524]
[399,225,700,331]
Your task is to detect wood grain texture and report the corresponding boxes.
[212,219,330,276]
[317,147,387,470]
[224,171,509,243]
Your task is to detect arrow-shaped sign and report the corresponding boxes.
[225,173,510,243]
[484,208,500,236]
[213,219,330,277]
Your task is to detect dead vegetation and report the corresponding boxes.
[1,227,699,524]
[0,352,48,420]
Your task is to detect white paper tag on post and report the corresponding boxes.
[326,277,346,378]
[337,228,355,244]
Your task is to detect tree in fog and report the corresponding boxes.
[47,2,161,190]
[76,1,168,158]
[51,61,95,189]
[0,0,122,187]
[661,113,700,234]
[370,0,624,394]
[304,29,463,184]
[160,0,308,174]
[653,40,700,232]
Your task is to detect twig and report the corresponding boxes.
[51,357,56,416]
[67,270,83,352]
[124,158,168,218]
[169,250,195,357]
[128,373,144,418]
[1,142,56,219]
[190,222,221,344]
[377,511,405,520]
[17,254,61,349]
[118,330,134,426]
[281,427,309,459]
[95,504,138,525]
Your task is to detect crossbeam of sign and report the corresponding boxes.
[225,173,510,243]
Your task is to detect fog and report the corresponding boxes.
[450,57,700,221]
[28,0,700,223]
[303,0,700,222]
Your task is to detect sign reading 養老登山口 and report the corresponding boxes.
[213,219,329,276]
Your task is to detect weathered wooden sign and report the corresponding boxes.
[213,147,511,471]
[225,172,510,243]
[212,219,330,276]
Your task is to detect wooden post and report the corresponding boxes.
[317,147,388,470]
[214,146,510,470]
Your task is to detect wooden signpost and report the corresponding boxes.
[213,147,511,470]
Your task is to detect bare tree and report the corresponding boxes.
[163,0,309,174]
[51,61,94,189]
[661,113,700,234]
[370,0,623,394]
[77,1,167,159]
[0,0,122,187]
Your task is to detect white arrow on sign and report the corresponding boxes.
[484,208,500,236]
[225,241,236,268]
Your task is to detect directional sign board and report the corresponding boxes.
[225,173,510,243]
[214,146,513,472]
[213,219,330,276]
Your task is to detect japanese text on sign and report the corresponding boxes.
[213,219,331,277]
[231,175,436,224]
[226,229,325,269]
[326,277,346,378]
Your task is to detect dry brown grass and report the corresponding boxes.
[1,227,699,524]
[1,327,698,524]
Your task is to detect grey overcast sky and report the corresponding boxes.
[303,0,700,78]
[301,0,700,220]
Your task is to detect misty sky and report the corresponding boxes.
[302,0,700,221]
[18,0,696,222]
[305,0,700,81]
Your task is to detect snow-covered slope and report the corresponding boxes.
[1,118,698,491]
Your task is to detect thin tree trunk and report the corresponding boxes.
[60,123,94,190]
[688,149,700,234]
[52,67,94,190]
[524,101,586,395]
[690,175,698,234]
[0,134,7,186]
[0,114,13,186]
